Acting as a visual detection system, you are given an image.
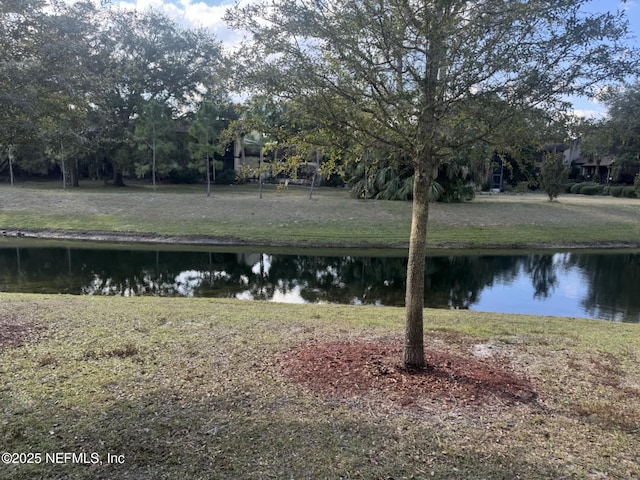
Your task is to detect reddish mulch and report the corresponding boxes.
[280,340,537,408]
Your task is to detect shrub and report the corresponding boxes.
[622,186,637,198]
[570,182,593,194]
[635,175,640,197]
[540,153,567,200]
[610,186,623,197]
[570,182,583,194]
[166,168,200,184]
[563,182,577,193]
[322,172,345,187]
[579,185,604,195]
[214,169,237,185]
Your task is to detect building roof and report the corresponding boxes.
[573,156,617,167]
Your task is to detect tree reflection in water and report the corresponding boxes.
[0,245,638,322]
[560,252,640,322]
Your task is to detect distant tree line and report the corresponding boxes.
[1,1,639,204]
[0,0,232,188]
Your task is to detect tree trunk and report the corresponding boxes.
[258,148,264,199]
[61,157,67,190]
[8,149,15,187]
[113,170,125,187]
[403,162,432,370]
[59,142,73,190]
[241,136,246,165]
[403,12,444,370]
[309,150,320,200]
[71,158,79,187]
[206,156,211,197]
[152,138,157,193]
[63,160,74,189]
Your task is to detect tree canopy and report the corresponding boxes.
[227,0,639,368]
[575,81,640,184]
[189,100,236,195]
[0,0,224,186]
[600,83,640,164]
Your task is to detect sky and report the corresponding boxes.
[110,0,639,118]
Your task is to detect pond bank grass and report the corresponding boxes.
[1,182,640,248]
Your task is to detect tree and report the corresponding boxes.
[576,118,612,168]
[134,99,176,191]
[39,95,90,189]
[220,97,288,197]
[540,152,568,201]
[228,0,638,368]
[580,82,640,183]
[241,94,354,198]
[0,0,107,188]
[0,0,44,185]
[603,83,640,164]
[189,100,234,196]
[36,1,105,189]
[0,2,225,187]
[94,7,223,185]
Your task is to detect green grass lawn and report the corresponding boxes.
[1,180,639,248]
[1,294,639,479]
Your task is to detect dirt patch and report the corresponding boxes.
[280,340,537,409]
[0,312,45,350]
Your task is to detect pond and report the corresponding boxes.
[0,241,639,322]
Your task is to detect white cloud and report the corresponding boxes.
[105,0,245,49]
[180,0,228,28]
[571,109,606,119]
[180,0,247,48]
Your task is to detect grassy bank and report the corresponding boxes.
[1,181,640,248]
[1,294,639,479]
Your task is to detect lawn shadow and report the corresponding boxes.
[2,384,568,480]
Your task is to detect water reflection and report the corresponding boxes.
[0,244,638,322]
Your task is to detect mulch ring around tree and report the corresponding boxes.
[280,340,537,409]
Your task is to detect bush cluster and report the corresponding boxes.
[610,186,624,197]
[580,185,604,195]
[566,181,637,198]
[569,182,598,194]
[622,186,637,198]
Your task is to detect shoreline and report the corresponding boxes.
[3,227,640,251]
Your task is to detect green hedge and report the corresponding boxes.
[555,181,635,198]
[570,182,593,194]
[610,186,624,197]
[580,185,604,195]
